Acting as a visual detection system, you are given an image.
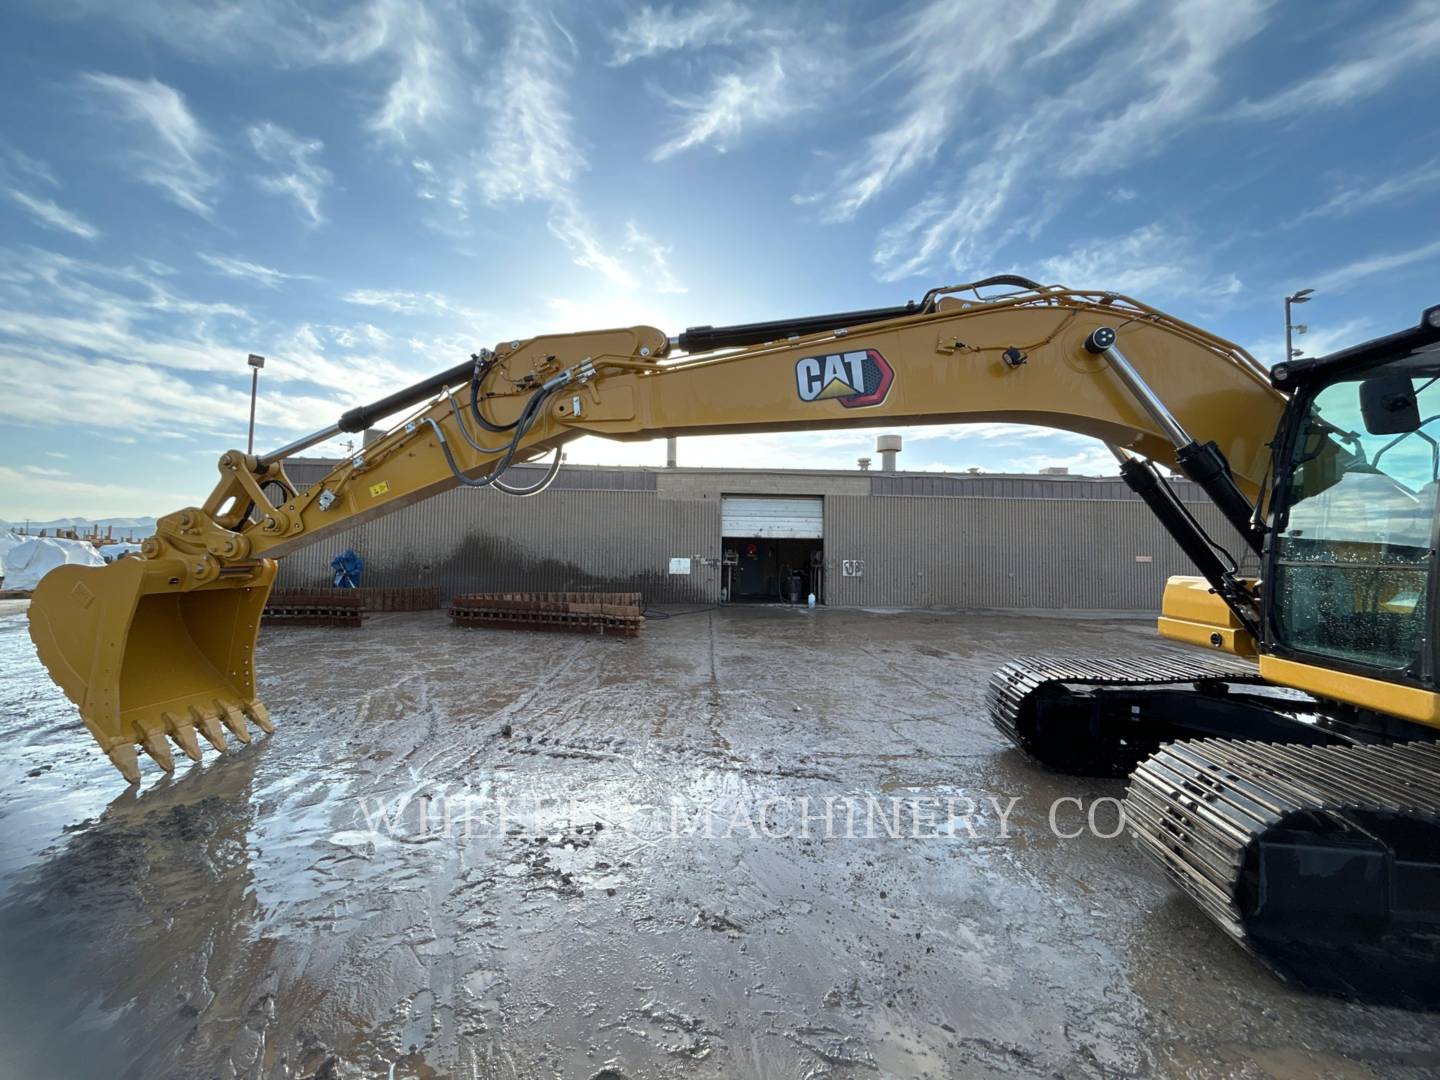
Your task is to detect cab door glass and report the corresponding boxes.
[1273,369,1440,673]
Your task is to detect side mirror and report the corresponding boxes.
[1360,374,1420,435]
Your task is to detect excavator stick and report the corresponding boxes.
[27,557,277,784]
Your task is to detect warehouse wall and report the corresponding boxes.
[277,461,1256,610]
[822,495,1252,609]
[279,463,719,603]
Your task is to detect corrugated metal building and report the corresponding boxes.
[278,460,1254,610]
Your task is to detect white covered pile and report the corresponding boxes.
[1,536,106,591]
[0,531,22,582]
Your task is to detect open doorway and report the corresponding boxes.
[720,495,825,604]
[722,537,824,604]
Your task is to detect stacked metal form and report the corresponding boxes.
[354,586,441,611]
[450,591,644,636]
[261,586,441,626]
[262,589,364,627]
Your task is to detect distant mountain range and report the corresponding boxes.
[1,516,157,538]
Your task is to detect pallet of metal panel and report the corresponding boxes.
[263,588,364,628]
[356,586,440,612]
[461,612,635,637]
[449,591,644,636]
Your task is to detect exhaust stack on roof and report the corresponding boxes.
[876,434,901,472]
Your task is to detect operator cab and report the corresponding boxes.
[1267,305,1440,691]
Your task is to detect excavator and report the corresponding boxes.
[26,277,1440,1006]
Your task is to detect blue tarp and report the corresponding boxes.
[331,548,363,588]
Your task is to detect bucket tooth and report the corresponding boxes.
[141,731,175,772]
[170,723,203,763]
[246,701,275,735]
[107,743,141,785]
[220,704,252,744]
[196,711,227,752]
[161,710,202,763]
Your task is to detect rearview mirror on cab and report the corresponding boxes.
[1360,374,1421,435]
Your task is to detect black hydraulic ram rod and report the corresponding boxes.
[674,276,1048,354]
[675,302,920,353]
[337,358,475,434]
[1085,327,1265,555]
[1118,453,1259,636]
[259,357,475,464]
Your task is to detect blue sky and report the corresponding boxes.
[1,0,1438,519]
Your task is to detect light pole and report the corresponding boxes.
[1285,288,1313,365]
[247,354,265,453]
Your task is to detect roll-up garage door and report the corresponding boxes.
[720,496,824,539]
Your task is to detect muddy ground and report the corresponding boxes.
[1,604,1438,1079]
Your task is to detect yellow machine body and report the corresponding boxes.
[1157,575,1258,657]
[1259,655,1440,727]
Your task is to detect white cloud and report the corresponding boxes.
[342,287,485,321]
[608,1,751,66]
[5,189,101,240]
[1037,223,1243,303]
[472,8,641,289]
[624,222,686,294]
[78,73,219,216]
[802,0,1269,282]
[0,139,58,187]
[547,206,637,289]
[478,13,580,205]
[0,247,418,449]
[651,49,818,161]
[348,0,464,141]
[344,288,428,313]
[1058,0,1267,179]
[801,0,1091,224]
[329,322,390,348]
[1289,157,1440,227]
[1309,239,1440,294]
[61,1,474,145]
[247,122,333,224]
[199,253,312,289]
[51,3,672,291]
[0,464,193,520]
[1234,0,1440,121]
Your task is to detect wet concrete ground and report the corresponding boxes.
[1,603,1438,1079]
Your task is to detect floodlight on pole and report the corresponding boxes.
[247,354,266,454]
[1284,289,1315,364]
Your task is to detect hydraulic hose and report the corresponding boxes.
[446,386,563,496]
[470,355,517,433]
[426,383,554,490]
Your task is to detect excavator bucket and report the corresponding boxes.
[27,557,277,784]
